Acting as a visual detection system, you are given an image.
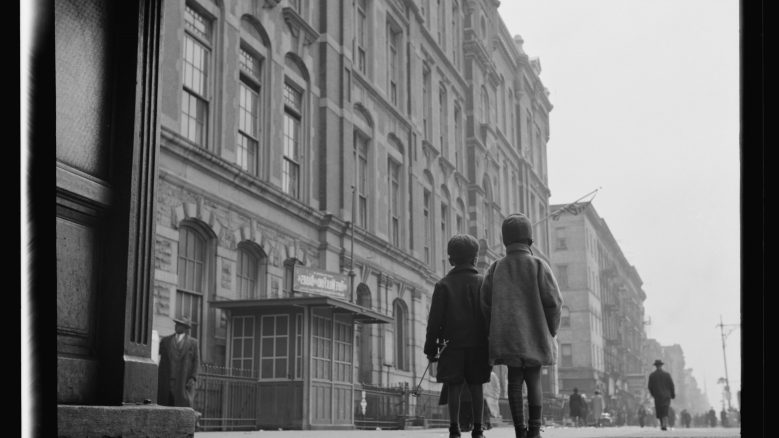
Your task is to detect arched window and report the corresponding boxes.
[393,299,409,371]
[282,54,309,200]
[236,242,268,299]
[237,17,269,176]
[177,222,211,340]
[356,284,373,383]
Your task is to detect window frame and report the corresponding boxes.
[282,81,303,199]
[259,314,290,380]
[181,4,214,148]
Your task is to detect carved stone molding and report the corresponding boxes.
[282,7,319,46]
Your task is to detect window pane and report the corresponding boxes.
[262,337,274,356]
[275,338,287,356]
[275,359,287,378]
[261,359,274,378]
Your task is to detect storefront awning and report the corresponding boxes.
[209,296,393,324]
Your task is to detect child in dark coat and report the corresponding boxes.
[425,234,491,438]
[480,214,563,438]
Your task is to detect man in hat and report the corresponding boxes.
[647,359,675,431]
[157,317,200,407]
[569,388,584,427]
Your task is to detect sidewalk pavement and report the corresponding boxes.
[195,425,741,438]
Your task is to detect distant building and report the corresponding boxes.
[549,201,647,420]
[151,0,553,429]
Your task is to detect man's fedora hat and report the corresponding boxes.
[653,359,664,366]
[172,317,192,328]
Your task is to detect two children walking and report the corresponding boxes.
[425,214,563,438]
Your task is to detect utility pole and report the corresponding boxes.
[716,315,738,411]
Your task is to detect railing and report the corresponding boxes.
[193,364,258,431]
[353,384,406,430]
[413,389,450,428]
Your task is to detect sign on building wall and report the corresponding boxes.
[293,266,349,300]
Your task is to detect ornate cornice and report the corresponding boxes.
[282,7,319,45]
[439,155,456,183]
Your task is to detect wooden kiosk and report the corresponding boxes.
[211,266,391,430]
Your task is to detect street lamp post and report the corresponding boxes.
[716,315,738,411]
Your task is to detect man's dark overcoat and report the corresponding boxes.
[569,392,584,418]
[648,368,675,418]
[479,243,562,367]
[157,333,200,407]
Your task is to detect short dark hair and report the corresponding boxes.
[447,234,479,266]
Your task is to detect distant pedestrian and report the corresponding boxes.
[720,408,729,427]
[707,408,717,427]
[591,390,604,427]
[668,406,676,428]
[480,214,563,438]
[425,234,491,438]
[647,359,675,431]
[637,405,647,427]
[157,317,200,407]
[680,409,691,428]
[569,388,585,427]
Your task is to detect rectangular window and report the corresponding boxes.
[356,137,369,228]
[439,86,447,156]
[260,315,289,379]
[387,21,400,106]
[422,66,431,141]
[181,6,211,147]
[236,248,257,299]
[237,49,260,175]
[356,0,367,74]
[231,315,255,376]
[561,343,573,367]
[389,160,401,246]
[295,313,303,379]
[423,190,432,265]
[333,317,353,382]
[454,104,462,172]
[452,2,459,66]
[456,213,463,234]
[437,0,444,48]
[282,83,302,198]
[311,314,332,380]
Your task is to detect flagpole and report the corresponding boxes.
[533,187,601,226]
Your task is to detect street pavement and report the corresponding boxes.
[195,425,741,438]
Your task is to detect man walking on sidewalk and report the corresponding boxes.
[648,359,675,431]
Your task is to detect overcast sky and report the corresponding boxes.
[497,0,741,411]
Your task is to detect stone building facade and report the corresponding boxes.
[151,0,554,420]
[549,201,647,419]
